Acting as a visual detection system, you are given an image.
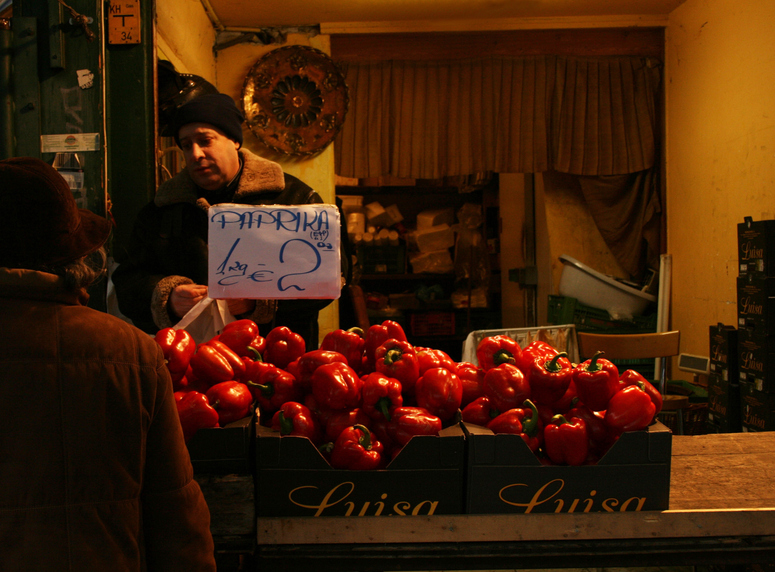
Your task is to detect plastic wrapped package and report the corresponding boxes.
[409,249,454,274]
[453,203,491,293]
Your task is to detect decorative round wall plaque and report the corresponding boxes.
[242,45,349,156]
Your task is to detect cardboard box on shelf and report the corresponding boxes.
[254,424,466,517]
[416,207,455,229]
[464,421,672,514]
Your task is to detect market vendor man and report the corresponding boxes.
[112,91,346,348]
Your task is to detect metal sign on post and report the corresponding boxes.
[207,203,342,300]
[107,0,141,45]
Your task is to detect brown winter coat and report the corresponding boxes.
[0,267,216,571]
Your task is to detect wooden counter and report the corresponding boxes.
[254,432,775,571]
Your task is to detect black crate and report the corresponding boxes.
[186,412,255,475]
[738,328,775,392]
[740,380,775,432]
[709,323,739,382]
[736,275,775,335]
[738,216,775,276]
[464,421,672,513]
[255,424,466,517]
[547,295,657,334]
[706,373,742,432]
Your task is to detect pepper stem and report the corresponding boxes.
[544,352,568,373]
[493,349,516,366]
[354,424,373,450]
[384,348,403,366]
[247,346,263,362]
[522,399,540,437]
[245,380,273,397]
[586,351,605,372]
[376,397,392,422]
[278,411,294,435]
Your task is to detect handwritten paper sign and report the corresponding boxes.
[208,203,341,300]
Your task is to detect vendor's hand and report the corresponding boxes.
[170,284,208,318]
[226,298,256,317]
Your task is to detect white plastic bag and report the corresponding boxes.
[173,296,235,345]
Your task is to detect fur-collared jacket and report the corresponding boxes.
[112,149,338,345]
[0,267,215,571]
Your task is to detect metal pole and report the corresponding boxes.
[0,17,13,158]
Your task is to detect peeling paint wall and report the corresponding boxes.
[666,0,775,374]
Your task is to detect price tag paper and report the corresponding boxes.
[208,203,341,300]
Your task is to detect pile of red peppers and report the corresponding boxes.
[461,336,662,465]
[157,319,662,469]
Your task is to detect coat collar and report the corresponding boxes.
[154,148,285,208]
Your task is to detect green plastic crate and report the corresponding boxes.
[547,295,657,334]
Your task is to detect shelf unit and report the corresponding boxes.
[337,180,501,361]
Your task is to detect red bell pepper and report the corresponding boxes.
[329,424,385,470]
[481,363,531,413]
[218,319,266,357]
[456,361,485,407]
[244,361,301,415]
[310,362,363,411]
[204,339,247,380]
[303,393,335,428]
[476,335,522,372]
[572,351,620,412]
[415,347,459,375]
[361,372,403,422]
[175,390,219,441]
[188,343,235,387]
[546,378,578,414]
[386,406,442,447]
[603,381,657,435]
[271,401,322,443]
[324,408,373,443]
[461,396,500,427]
[414,367,463,422]
[363,320,408,372]
[320,327,366,374]
[567,402,617,458]
[374,339,420,396]
[527,352,574,406]
[619,369,663,415]
[154,327,196,382]
[263,326,306,370]
[205,380,253,425]
[487,399,541,452]
[296,349,350,391]
[544,414,589,466]
[516,340,559,374]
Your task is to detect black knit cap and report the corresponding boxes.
[173,93,245,147]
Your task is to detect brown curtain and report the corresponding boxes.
[335,55,662,179]
[334,54,663,278]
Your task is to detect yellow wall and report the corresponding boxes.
[156,0,217,80]
[666,0,775,378]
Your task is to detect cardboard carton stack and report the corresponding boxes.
[736,217,775,431]
[707,323,741,432]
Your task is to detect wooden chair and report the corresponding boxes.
[576,330,690,434]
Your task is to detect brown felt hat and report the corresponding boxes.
[0,157,112,268]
